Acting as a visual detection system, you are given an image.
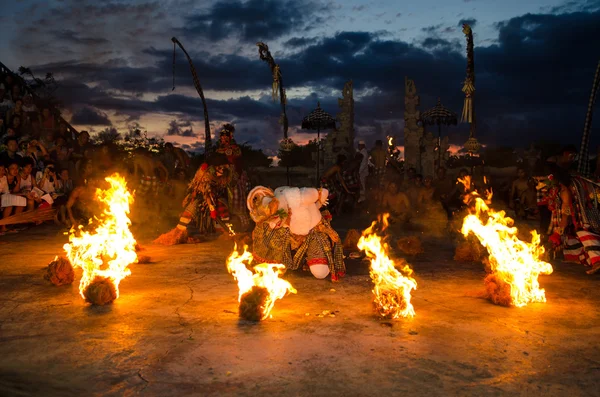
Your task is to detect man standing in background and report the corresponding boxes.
[358,140,369,203]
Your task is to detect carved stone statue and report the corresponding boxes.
[439,136,450,166]
[422,131,437,178]
[324,80,355,168]
[403,77,424,174]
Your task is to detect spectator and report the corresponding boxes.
[53,167,74,226]
[7,99,24,129]
[10,85,21,102]
[0,136,22,164]
[1,158,27,233]
[18,157,41,211]
[56,122,73,144]
[21,139,49,175]
[3,75,15,94]
[36,160,57,194]
[40,107,56,137]
[71,130,91,164]
[40,128,56,152]
[0,127,17,143]
[50,136,72,171]
[9,115,23,137]
[22,94,38,122]
[28,116,42,139]
[56,168,74,197]
[0,84,14,123]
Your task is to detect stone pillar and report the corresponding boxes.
[422,131,437,178]
[403,77,424,174]
[337,80,355,158]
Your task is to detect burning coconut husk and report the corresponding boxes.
[459,180,553,307]
[63,174,137,305]
[343,229,361,251]
[396,236,424,256]
[483,273,513,307]
[153,227,189,245]
[44,256,74,286]
[83,276,118,305]
[239,286,270,321]
[137,255,152,264]
[226,244,296,321]
[357,214,417,319]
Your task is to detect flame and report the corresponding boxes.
[226,244,297,320]
[461,196,553,307]
[357,214,417,318]
[457,175,472,193]
[63,174,137,300]
[458,175,493,204]
[387,136,393,146]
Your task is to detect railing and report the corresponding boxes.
[0,60,79,137]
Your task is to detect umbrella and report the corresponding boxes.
[301,102,336,180]
[420,97,458,165]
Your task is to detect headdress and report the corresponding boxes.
[220,123,235,138]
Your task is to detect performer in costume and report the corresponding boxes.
[154,153,231,245]
[247,186,346,281]
[215,124,251,233]
[543,146,600,274]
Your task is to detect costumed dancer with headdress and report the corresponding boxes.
[542,146,600,274]
[154,153,231,245]
[247,186,346,282]
[215,124,251,233]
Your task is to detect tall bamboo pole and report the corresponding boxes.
[172,37,212,154]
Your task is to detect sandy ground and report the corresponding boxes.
[1,219,599,397]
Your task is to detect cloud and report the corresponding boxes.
[550,0,600,13]
[166,119,196,137]
[284,37,319,47]
[180,0,331,42]
[458,18,477,27]
[70,107,112,126]
[51,29,110,46]
[16,6,600,152]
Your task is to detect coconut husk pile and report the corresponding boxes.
[484,273,513,307]
[454,239,486,262]
[239,286,269,321]
[153,227,188,245]
[83,277,117,305]
[374,290,410,319]
[44,256,74,286]
[343,229,361,251]
[396,236,424,256]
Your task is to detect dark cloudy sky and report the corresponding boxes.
[1,0,599,155]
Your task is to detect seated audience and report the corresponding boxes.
[382,181,411,223]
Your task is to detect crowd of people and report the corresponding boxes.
[319,139,483,231]
[0,69,197,234]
